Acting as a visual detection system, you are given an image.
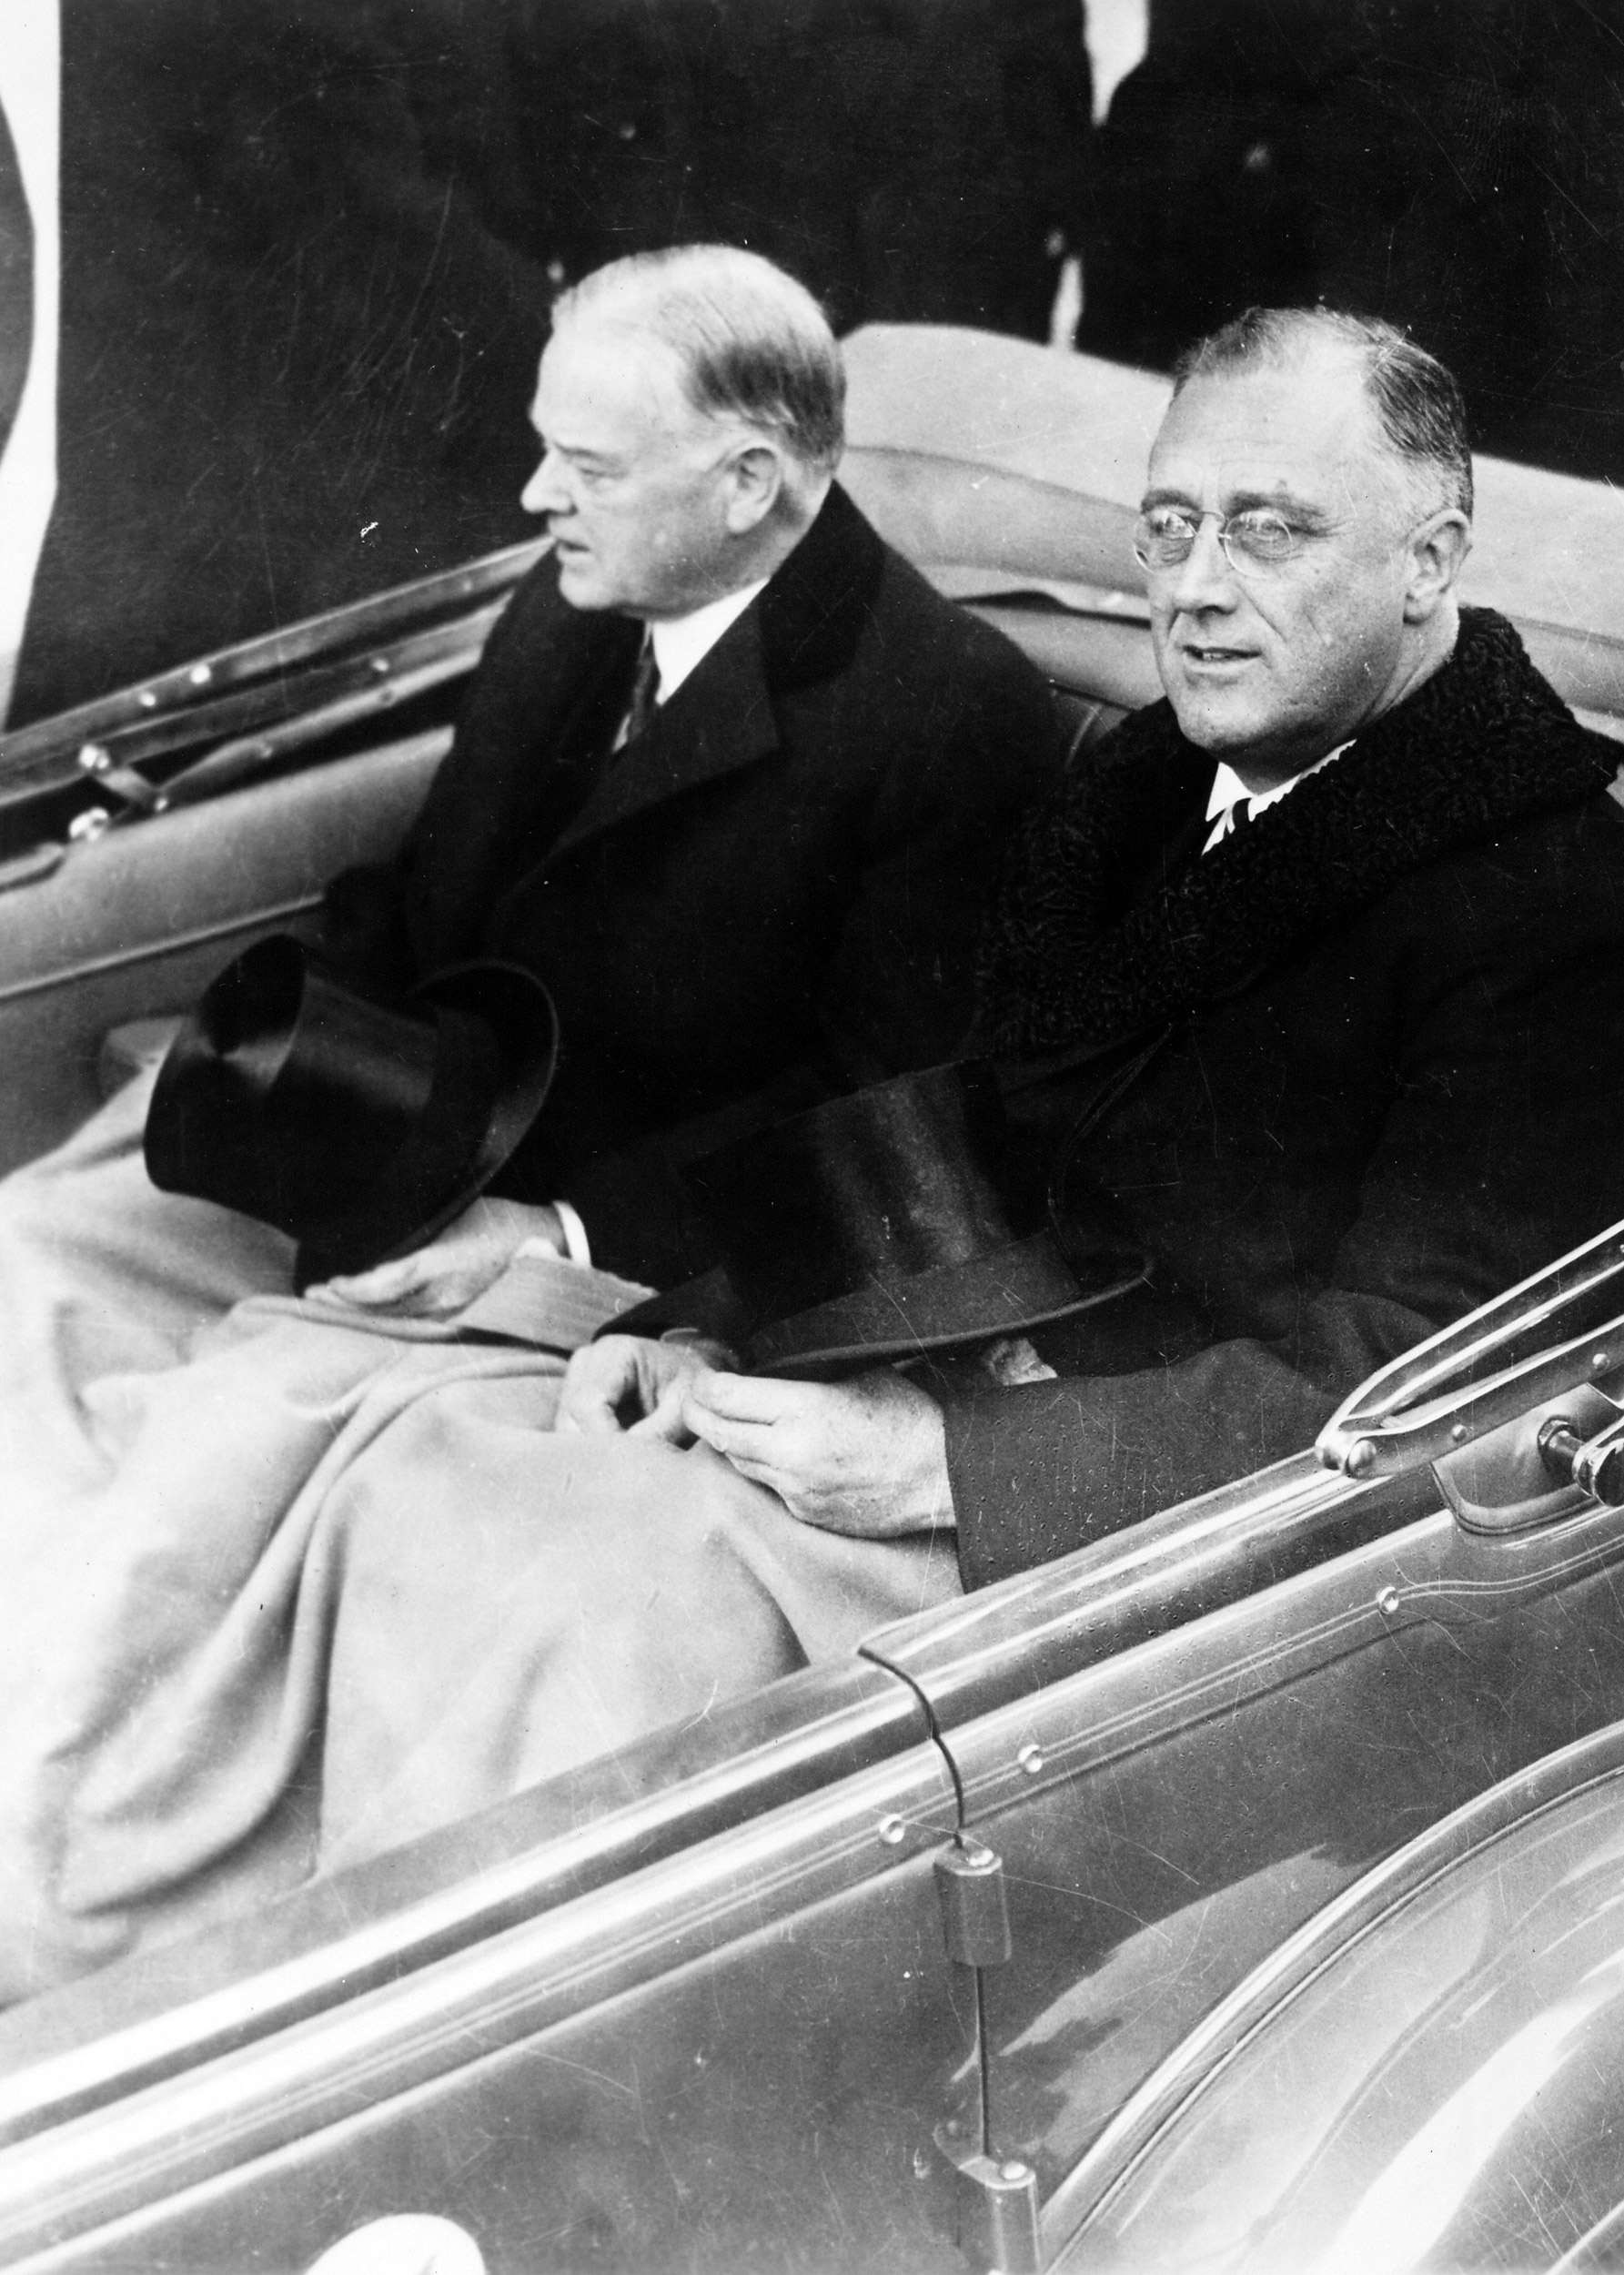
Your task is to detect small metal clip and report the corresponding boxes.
[933,2123,1041,2274]
[935,1841,1013,1968]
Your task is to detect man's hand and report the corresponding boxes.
[557,1333,731,1441]
[681,1368,953,1539]
[309,1198,563,1319]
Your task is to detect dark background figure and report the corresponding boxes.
[1080,0,1624,480]
[8,0,1091,726]
[8,0,1623,728]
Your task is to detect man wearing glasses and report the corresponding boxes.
[573,306,1624,1590]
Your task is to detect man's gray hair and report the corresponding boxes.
[554,246,845,475]
[1172,307,1474,520]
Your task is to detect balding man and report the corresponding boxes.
[580,307,1624,1583]
[318,243,1062,1300]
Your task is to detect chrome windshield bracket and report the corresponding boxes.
[1538,1405,1624,1504]
[77,742,169,819]
[1316,1217,1624,1484]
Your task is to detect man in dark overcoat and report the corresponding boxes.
[0,247,1063,1986]
[318,242,1062,1297]
[585,307,1624,1587]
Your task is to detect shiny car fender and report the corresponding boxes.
[1046,1715,1624,2274]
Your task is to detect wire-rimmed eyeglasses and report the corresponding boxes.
[1132,505,1306,578]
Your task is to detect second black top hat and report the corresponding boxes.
[612,1058,1147,1374]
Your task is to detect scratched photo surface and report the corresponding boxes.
[0,4,1622,2273]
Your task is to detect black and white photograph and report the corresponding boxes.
[0,3,1622,2270]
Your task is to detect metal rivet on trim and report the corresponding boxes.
[187,662,213,688]
[1377,1586,1401,1616]
[1595,1351,1613,1374]
[1345,1440,1377,1479]
[1016,1742,1044,1777]
[1450,1423,1469,1444]
[877,1814,906,1846]
[999,2160,1031,2184]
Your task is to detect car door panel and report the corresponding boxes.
[886,1492,1624,2202]
[0,1688,966,2273]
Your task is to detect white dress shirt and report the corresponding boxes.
[649,578,770,704]
[1202,741,1351,854]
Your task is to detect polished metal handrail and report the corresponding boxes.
[1317,1216,1624,1480]
[0,538,550,796]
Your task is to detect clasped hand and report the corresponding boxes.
[557,1335,953,1539]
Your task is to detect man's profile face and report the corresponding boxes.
[523,321,740,619]
[1142,347,1423,784]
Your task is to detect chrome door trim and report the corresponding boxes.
[0,542,547,785]
[863,1449,1430,1731]
[924,1494,1624,1826]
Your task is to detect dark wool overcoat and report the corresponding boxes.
[323,483,1063,1284]
[950,608,1624,1588]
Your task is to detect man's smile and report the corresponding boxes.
[1178,641,1256,668]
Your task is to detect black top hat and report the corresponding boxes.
[610,1059,1147,1375]
[144,934,559,1289]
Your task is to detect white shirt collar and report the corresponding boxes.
[648,579,770,704]
[1202,741,1351,854]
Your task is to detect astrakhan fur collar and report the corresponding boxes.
[980,607,1616,1056]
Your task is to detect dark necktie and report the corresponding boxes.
[616,636,660,753]
[1204,794,1252,855]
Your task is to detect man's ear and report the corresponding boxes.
[721,442,785,533]
[1403,509,1472,622]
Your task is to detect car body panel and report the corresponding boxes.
[13,1431,1624,2268]
[22,1857,972,2275]
[0,729,446,1177]
[0,1660,930,2128]
[862,1451,1624,2202]
[0,1678,964,2270]
[1045,1718,1624,2273]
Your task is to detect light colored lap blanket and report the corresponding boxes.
[0,1074,960,1999]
